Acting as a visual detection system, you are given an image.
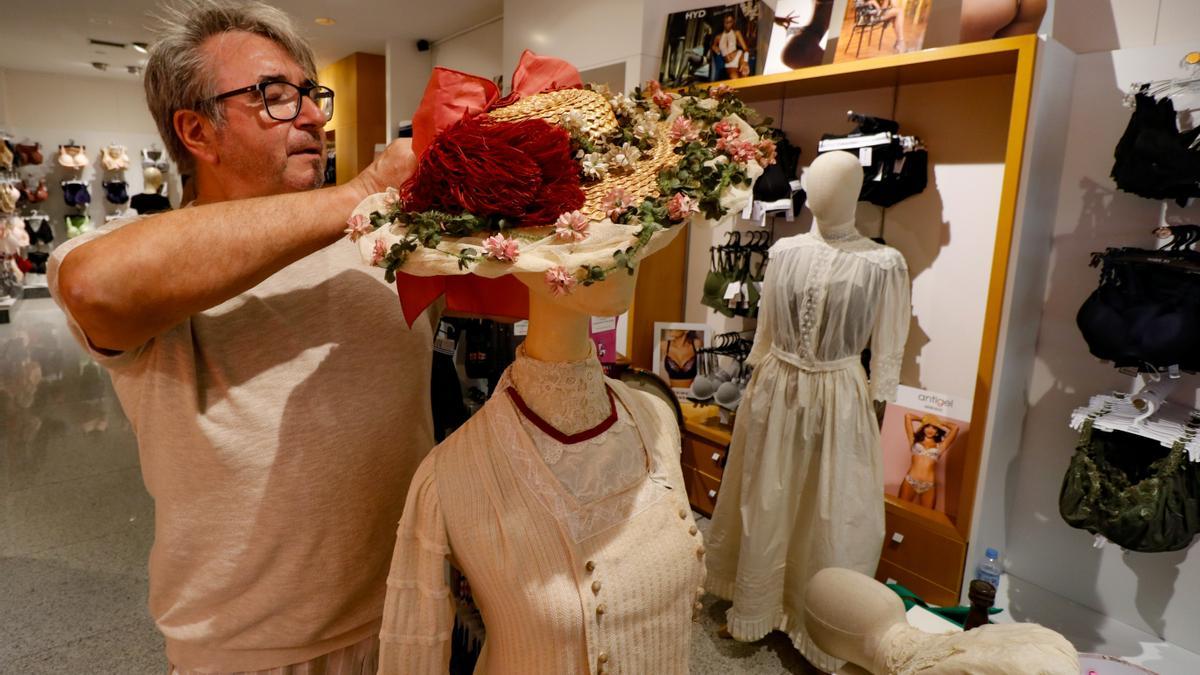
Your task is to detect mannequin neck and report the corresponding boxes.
[814,217,860,241]
[515,291,611,434]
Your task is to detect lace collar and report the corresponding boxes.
[510,342,611,435]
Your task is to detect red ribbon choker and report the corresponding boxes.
[505,385,619,445]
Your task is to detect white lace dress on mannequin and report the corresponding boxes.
[705,230,911,671]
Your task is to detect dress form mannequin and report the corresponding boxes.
[806,150,864,240]
[705,150,911,671]
[805,568,1079,675]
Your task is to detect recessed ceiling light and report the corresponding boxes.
[314,17,335,26]
[131,42,148,54]
[91,62,109,71]
[127,65,143,74]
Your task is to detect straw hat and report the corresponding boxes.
[348,51,775,325]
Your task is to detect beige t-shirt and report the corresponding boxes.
[48,216,436,672]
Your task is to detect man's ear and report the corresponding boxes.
[174,109,219,167]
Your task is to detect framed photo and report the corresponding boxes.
[762,0,836,74]
[880,385,971,519]
[658,2,766,88]
[833,0,935,64]
[652,322,712,397]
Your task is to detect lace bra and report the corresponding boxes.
[911,442,940,459]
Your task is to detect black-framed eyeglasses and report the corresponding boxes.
[208,80,335,122]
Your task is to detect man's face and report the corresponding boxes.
[202,31,326,196]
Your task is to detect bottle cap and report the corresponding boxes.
[985,548,999,558]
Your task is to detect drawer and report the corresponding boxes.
[879,513,966,592]
[875,558,958,607]
[682,433,727,479]
[683,465,722,517]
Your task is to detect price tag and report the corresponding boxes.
[859,146,872,166]
[513,320,529,337]
[723,281,743,301]
[432,321,459,356]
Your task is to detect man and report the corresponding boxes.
[50,2,434,672]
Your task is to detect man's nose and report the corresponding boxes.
[294,95,327,129]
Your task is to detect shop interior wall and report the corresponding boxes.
[998,38,1200,654]
[0,68,176,243]
[431,19,504,83]
[685,73,1014,407]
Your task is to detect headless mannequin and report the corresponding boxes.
[143,166,164,195]
[805,568,1079,675]
[807,150,864,241]
[513,270,639,433]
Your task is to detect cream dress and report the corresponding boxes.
[705,230,911,671]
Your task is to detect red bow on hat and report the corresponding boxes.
[393,50,584,327]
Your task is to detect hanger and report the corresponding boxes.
[1126,51,1200,107]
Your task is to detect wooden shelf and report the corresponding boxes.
[681,402,733,446]
[690,35,1035,102]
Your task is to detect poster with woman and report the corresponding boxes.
[652,322,712,397]
[880,384,971,517]
[833,0,936,64]
[762,0,836,73]
[658,2,765,88]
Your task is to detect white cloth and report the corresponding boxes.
[379,375,706,675]
[876,623,1078,674]
[719,30,742,67]
[510,345,646,503]
[705,230,911,672]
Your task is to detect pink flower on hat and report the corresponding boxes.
[545,265,577,296]
[710,83,734,99]
[667,192,699,221]
[653,90,675,111]
[601,187,635,220]
[370,238,387,266]
[482,233,520,262]
[344,214,373,242]
[669,116,701,143]
[555,210,591,242]
[756,139,778,167]
[726,138,758,164]
[383,186,402,208]
[713,119,739,141]
[644,80,663,96]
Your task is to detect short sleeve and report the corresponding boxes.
[47,216,146,367]
[379,454,454,674]
[868,256,911,403]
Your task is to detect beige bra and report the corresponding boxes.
[57,145,89,169]
[0,183,19,214]
[101,145,130,171]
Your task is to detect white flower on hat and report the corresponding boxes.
[608,142,643,171]
[696,97,719,111]
[609,92,637,118]
[560,109,591,135]
[581,152,609,179]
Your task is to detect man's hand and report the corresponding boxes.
[346,139,419,201]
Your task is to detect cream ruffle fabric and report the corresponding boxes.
[875,623,1079,675]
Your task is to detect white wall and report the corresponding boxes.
[432,19,504,81]
[0,68,176,242]
[385,39,434,136]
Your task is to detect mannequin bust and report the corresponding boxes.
[805,568,1079,675]
[142,166,164,195]
[806,150,864,241]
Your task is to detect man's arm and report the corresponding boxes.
[57,140,414,353]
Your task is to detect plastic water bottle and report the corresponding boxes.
[975,547,1002,587]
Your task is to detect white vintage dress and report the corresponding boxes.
[705,230,911,671]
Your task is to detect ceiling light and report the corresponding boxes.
[131,42,148,54]
[314,17,335,26]
[91,62,109,71]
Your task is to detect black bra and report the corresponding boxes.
[1112,91,1200,206]
[1077,245,1200,371]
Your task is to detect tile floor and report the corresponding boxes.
[0,298,816,674]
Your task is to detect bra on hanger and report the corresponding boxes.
[20,178,48,203]
[0,183,19,214]
[15,143,43,166]
[141,146,169,171]
[57,144,89,169]
[101,144,131,172]
[0,141,12,170]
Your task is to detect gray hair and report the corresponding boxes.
[143,0,317,173]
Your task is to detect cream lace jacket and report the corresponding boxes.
[379,376,706,674]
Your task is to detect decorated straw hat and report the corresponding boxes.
[348,50,776,326]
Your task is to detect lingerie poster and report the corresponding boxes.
[880,385,971,519]
[658,2,766,88]
[652,322,712,398]
[833,0,935,64]
[762,0,836,73]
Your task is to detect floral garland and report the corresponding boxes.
[347,80,777,294]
